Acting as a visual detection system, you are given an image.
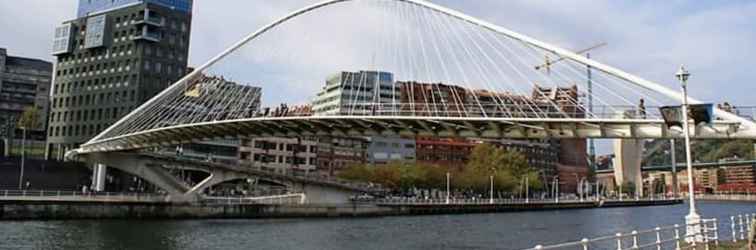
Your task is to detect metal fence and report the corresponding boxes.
[0,189,308,205]
[524,213,756,250]
[202,193,307,205]
[0,190,168,203]
[373,197,679,205]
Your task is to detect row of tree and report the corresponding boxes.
[338,144,542,193]
[644,139,755,166]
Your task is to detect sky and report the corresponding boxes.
[1,0,755,153]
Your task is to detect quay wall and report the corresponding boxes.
[0,199,681,220]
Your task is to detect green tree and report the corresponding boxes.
[371,164,401,189]
[461,144,539,193]
[17,106,40,130]
[337,164,373,182]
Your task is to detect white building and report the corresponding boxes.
[312,70,397,116]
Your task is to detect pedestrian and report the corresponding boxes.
[638,98,646,119]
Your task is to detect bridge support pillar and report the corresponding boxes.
[92,163,107,192]
[82,153,196,202]
[613,138,644,197]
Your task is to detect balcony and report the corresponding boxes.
[134,9,164,27]
[131,27,161,42]
[135,15,164,27]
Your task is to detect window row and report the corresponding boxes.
[50,106,134,124]
[55,74,138,94]
[49,123,111,138]
[52,90,136,108]
[56,58,136,78]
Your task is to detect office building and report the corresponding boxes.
[313,70,397,116]
[47,0,193,159]
[0,48,53,156]
[533,85,589,192]
[239,137,318,175]
[398,81,468,116]
[316,136,369,176]
[367,136,416,164]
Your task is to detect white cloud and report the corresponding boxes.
[0,0,77,60]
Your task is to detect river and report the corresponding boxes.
[1,201,754,250]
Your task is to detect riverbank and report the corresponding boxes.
[0,199,681,220]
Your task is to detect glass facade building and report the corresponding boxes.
[78,0,192,17]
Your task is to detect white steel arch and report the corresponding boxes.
[82,0,756,151]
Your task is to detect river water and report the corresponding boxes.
[1,201,754,250]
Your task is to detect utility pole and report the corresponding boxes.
[676,66,701,242]
[587,53,596,174]
[670,139,679,198]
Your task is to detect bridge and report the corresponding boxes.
[596,160,756,174]
[66,0,756,202]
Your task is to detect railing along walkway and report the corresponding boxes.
[0,190,168,203]
[525,212,756,250]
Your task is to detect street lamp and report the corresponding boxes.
[552,176,560,203]
[445,172,450,204]
[489,175,494,204]
[677,65,701,242]
[525,175,529,203]
[18,125,27,190]
[669,139,679,198]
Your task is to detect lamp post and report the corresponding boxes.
[573,173,580,200]
[670,139,679,198]
[677,65,701,242]
[18,126,26,190]
[525,175,529,203]
[489,175,494,204]
[445,172,450,204]
[552,176,560,203]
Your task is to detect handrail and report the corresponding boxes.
[525,213,756,250]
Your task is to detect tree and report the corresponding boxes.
[16,106,40,190]
[337,164,373,182]
[461,144,539,193]
[17,106,41,130]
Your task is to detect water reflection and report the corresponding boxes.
[0,201,754,250]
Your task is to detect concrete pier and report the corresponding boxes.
[0,199,682,220]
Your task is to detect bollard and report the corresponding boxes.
[581,238,589,250]
[732,216,738,243]
[713,218,720,246]
[674,224,681,250]
[616,233,623,250]
[631,230,639,249]
[655,227,662,250]
[703,222,710,250]
[740,214,746,240]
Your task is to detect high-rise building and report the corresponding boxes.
[47,0,193,159]
[0,48,53,156]
[312,70,397,116]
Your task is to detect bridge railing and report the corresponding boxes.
[261,103,663,120]
[696,193,756,202]
[0,190,168,202]
[525,212,756,250]
[202,193,307,205]
[371,197,679,205]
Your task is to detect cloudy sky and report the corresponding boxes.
[0,0,756,105]
[1,0,754,105]
[1,0,754,153]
